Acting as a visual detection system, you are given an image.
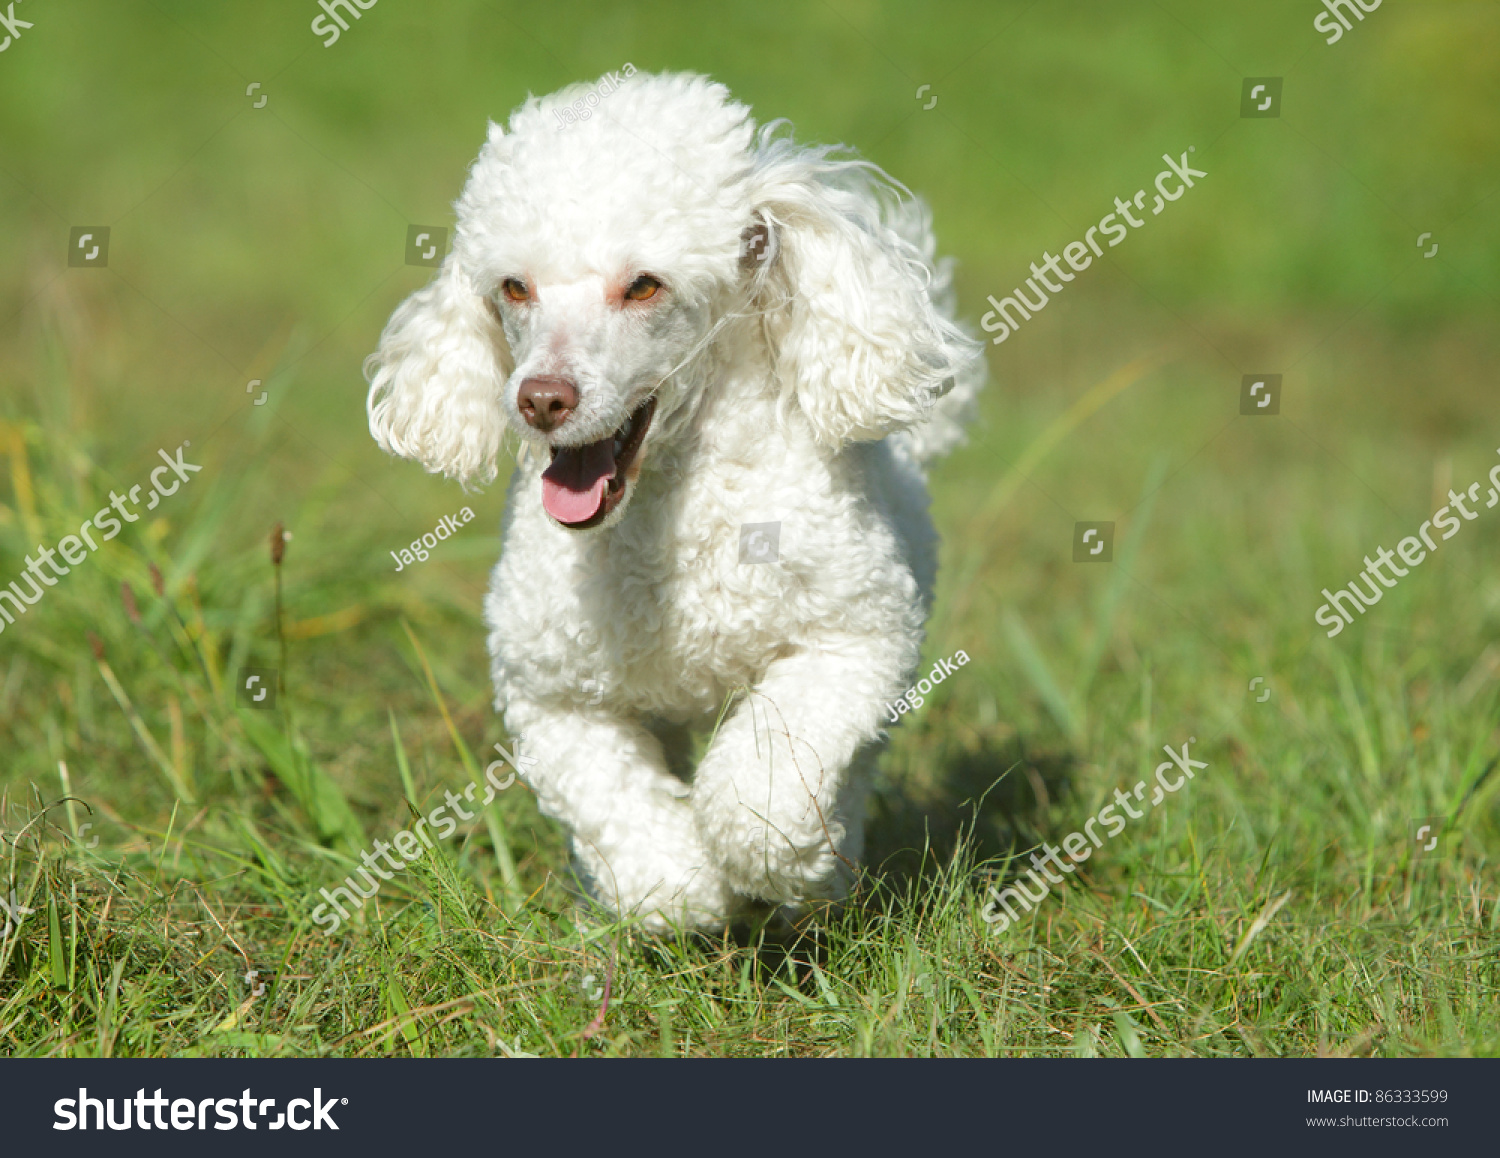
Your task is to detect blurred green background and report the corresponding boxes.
[3,0,1496,555]
[4,1,1496,464]
[1,0,1498,1056]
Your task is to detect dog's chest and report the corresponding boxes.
[494,443,893,716]
[581,480,806,704]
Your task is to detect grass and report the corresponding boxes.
[1,0,1498,1057]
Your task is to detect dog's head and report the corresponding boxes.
[367,70,976,531]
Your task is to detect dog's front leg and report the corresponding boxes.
[502,702,738,932]
[691,639,909,908]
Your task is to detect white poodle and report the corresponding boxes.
[367,71,985,933]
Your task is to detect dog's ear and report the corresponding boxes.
[748,150,979,449]
[739,216,778,278]
[365,255,512,488]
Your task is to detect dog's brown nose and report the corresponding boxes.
[516,376,578,432]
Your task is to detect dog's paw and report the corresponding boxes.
[569,826,740,934]
[693,801,853,907]
[691,727,861,907]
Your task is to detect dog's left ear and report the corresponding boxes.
[747,153,979,448]
[365,255,513,488]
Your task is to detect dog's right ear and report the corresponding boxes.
[365,254,512,488]
[739,216,778,281]
[745,146,978,451]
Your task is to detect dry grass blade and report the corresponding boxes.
[1228,890,1294,969]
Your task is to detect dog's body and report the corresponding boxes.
[368,71,984,931]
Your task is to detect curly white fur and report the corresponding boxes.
[367,71,985,932]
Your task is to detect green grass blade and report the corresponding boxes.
[1002,605,1079,742]
[237,710,367,852]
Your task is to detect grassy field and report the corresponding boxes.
[1,0,1498,1057]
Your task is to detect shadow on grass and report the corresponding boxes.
[681,734,1081,980]
[863,733,1079,906]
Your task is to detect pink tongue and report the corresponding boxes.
[541,439,617,525]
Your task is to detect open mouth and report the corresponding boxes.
[540,398,656,529]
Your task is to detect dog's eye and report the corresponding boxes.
[501,278,530,303]
[624,275,661,302]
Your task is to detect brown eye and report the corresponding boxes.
[501,278,530,303]
[624,275,661,302]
